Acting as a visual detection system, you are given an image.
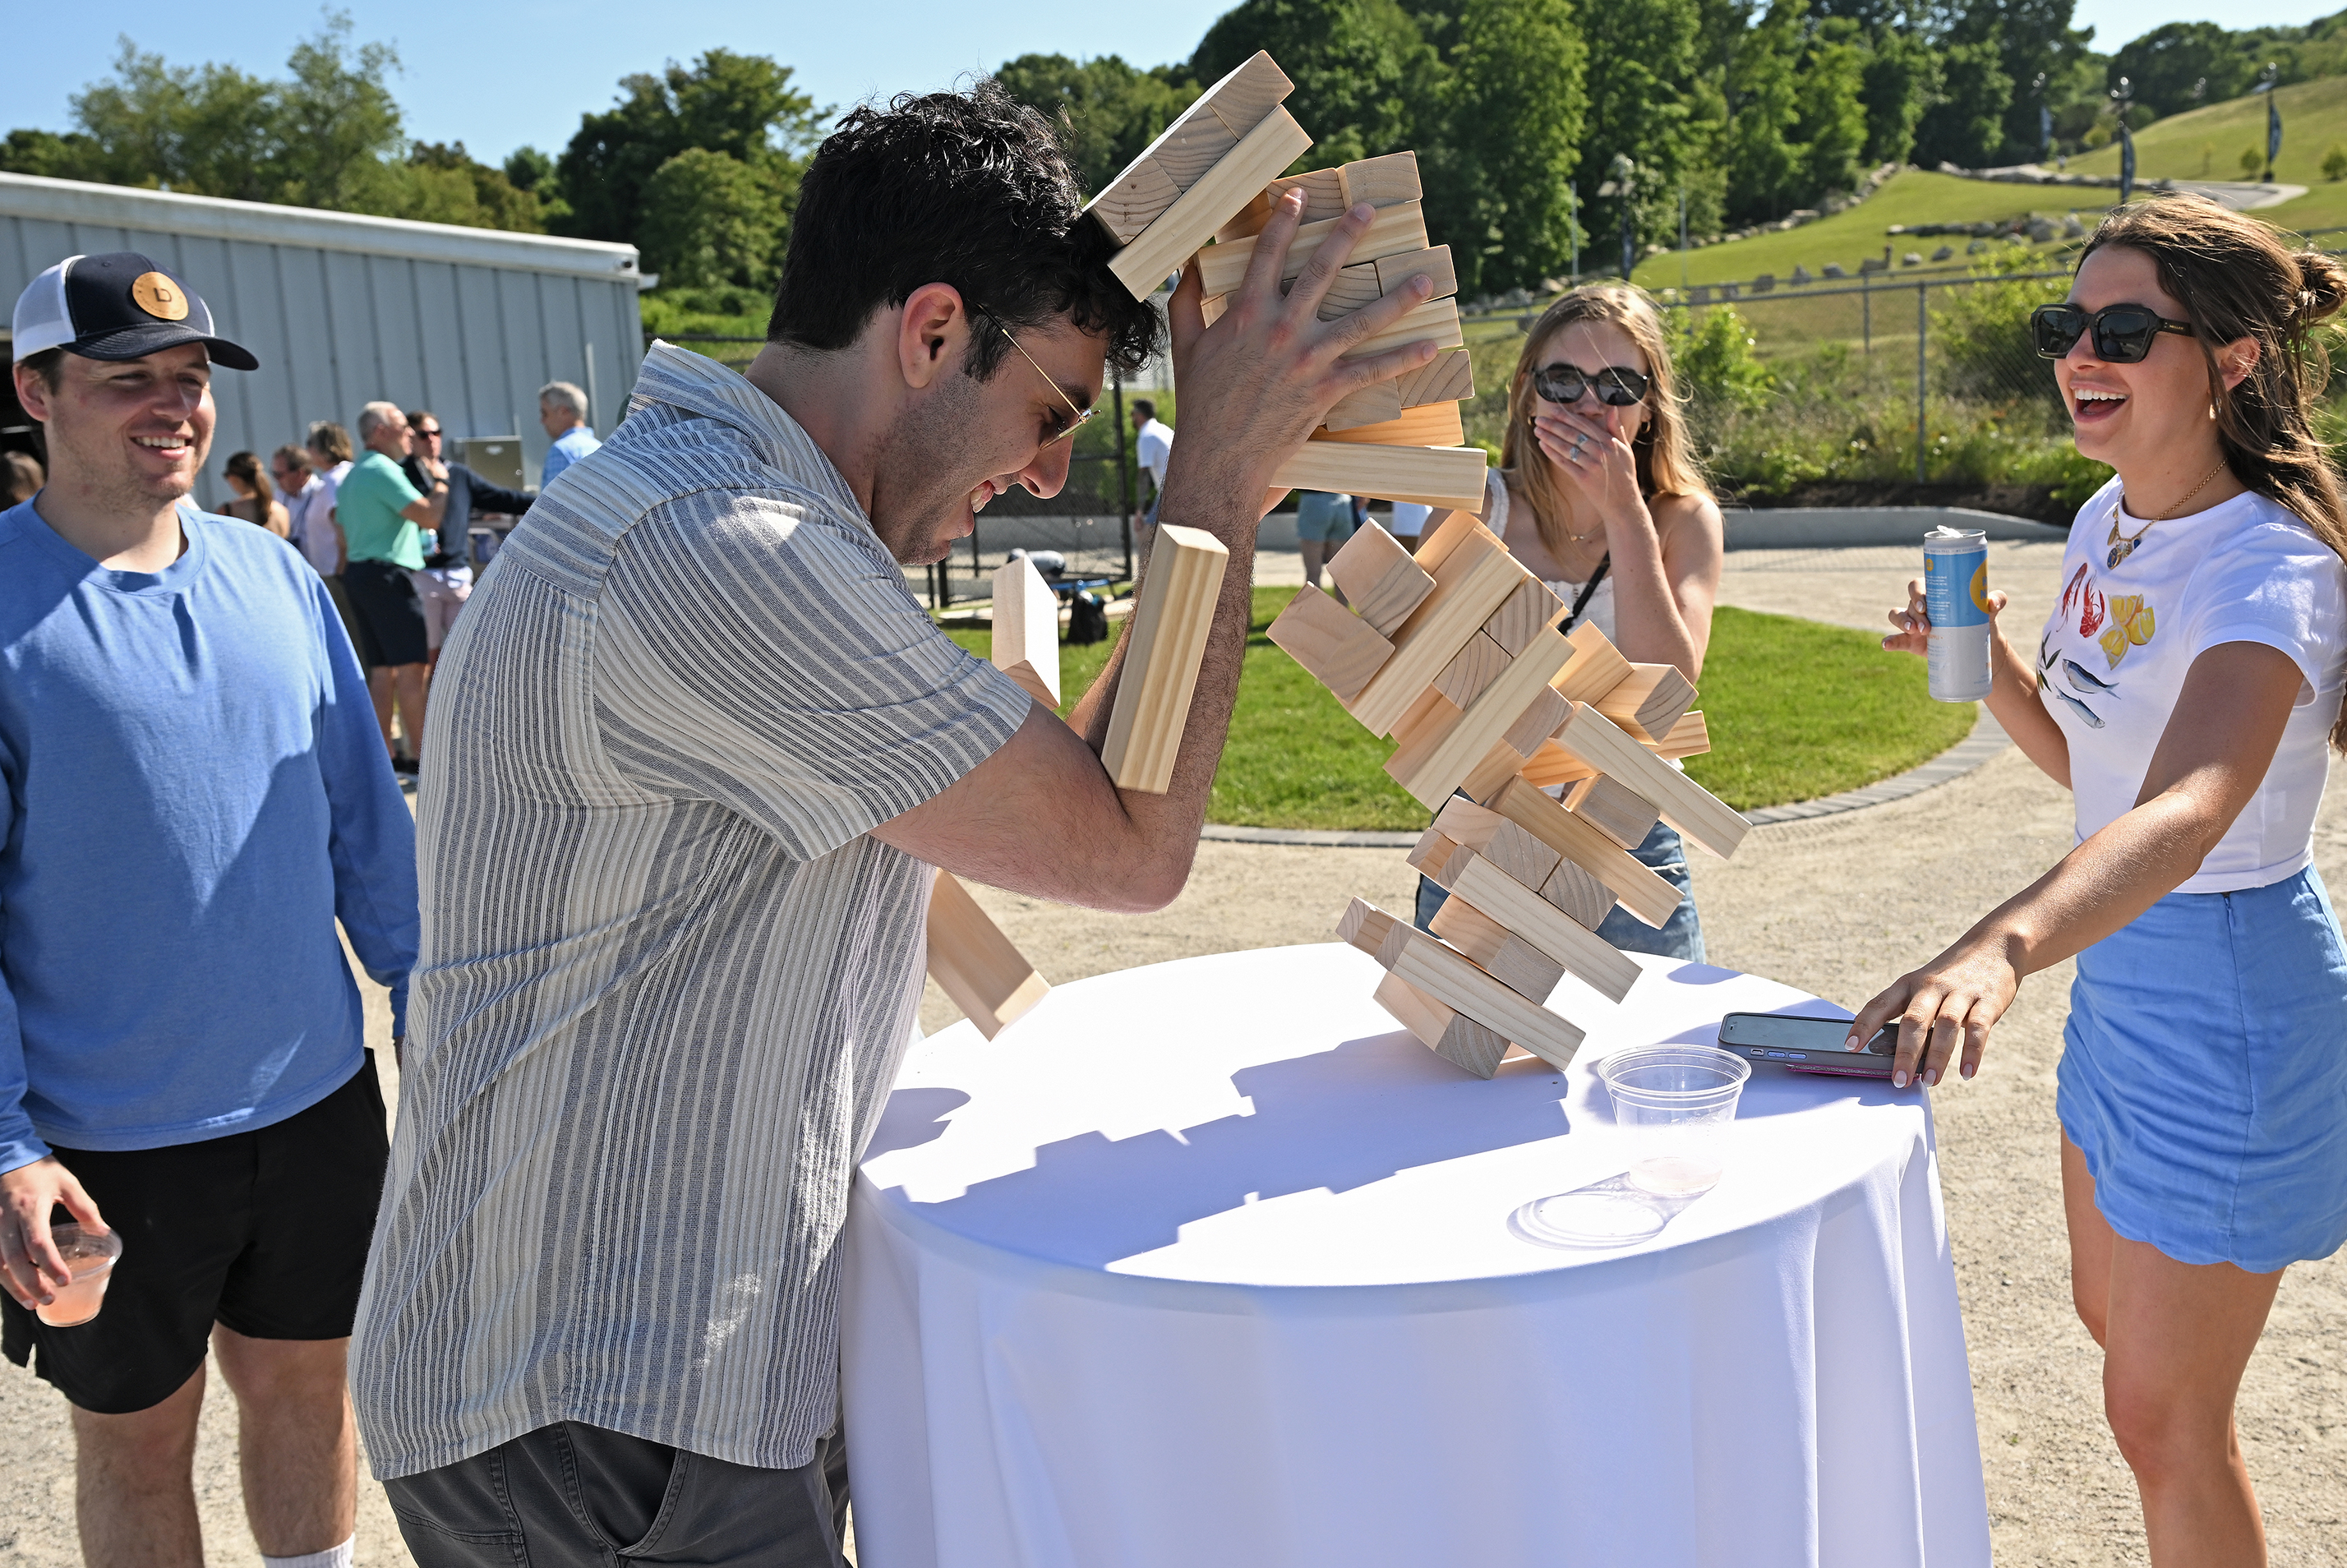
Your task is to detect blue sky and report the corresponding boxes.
[8,3,2339,168]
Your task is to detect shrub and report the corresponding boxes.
[1931,241,2068,407]
[2326,143,2347,182]
[2241,146,2267,179]
[1666,302,1774,415]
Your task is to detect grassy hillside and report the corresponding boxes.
[2068,74,2347,190]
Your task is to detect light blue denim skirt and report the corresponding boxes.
[2059,866,2347,1273]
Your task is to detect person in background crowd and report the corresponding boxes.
[1132,398,1172,540]
[537,380,599,487]
[298,422,367,662]
[1387,500,1431,553]
[1293,488,1353,593]
[1,450,40,506]
[220,450,289,537]
[338,402,448,773]
[399,410,534,666]
[272,445,317,552]
[2,250,416,1568]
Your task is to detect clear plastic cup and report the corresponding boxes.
[34,1224,123,1328]
[1598,1045,1751,1197]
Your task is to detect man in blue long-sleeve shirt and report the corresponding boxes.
[0,252,417,1568]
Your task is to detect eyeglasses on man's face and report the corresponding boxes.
[996,324,1095,449]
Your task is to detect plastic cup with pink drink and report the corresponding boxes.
[33,1224,123,1327]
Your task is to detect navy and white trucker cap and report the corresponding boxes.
[12,252,258,370]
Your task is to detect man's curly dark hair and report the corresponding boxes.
[768,81,1160,380]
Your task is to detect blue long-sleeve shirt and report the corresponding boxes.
[0,498,417,1171]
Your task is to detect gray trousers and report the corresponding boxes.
[385,1421,850,1566]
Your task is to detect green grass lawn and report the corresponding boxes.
[2068,75,2347,196]
[949,589,1976,828]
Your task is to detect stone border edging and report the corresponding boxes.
[1198,709,2009,846]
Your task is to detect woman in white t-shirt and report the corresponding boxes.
[1860,196,2347,1561]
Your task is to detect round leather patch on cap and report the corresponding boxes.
[130,272,191,321]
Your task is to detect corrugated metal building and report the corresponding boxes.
[0,172,646,510]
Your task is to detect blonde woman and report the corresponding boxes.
[220,450,290,537]
[1413,285,1725,957]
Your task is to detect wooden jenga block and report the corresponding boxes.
[1153,117,1238,190]
[1550,703,1751,860]
[1193,201,1429,297]
[1485,776,1681,929]
[1322,380,1404,431]
[1594,662,1699,742]
[1376,920,1584,1070]
[1339,151,1421,207]
[989,555,1061,708]
[1388,684,1462,754]
[927,873,1049,1038]
[1269,166,1350,225]
[1346,522,1524,735]
[1519,709,1712,789]
[1197,51,1297,139]
[1483,577,1568,656]
[1091,159,1185,245]
[1087,53,1291,231]
[1100,524,1231,791]
[1219,151,1423,242]
[1386,626,1575,809]
[1565,772,1662,851]
[1337,894,1399,957]
[1271,441,1488,513]
[1373,969,1510,1079]
[1372,245,1457,302]
[1109,108,1313,299]
[1542,856,1613,929]
[1446,851,1640,1003]
[1433,631,1509,709]
[1394,348,1475,410]
[1265,586,1392,703]
[1406,827,1459,878]
[1431,796,1562,889]
[1658,710,1711,759]
[1432,894,1566,1002]
[1314,260,1388,319]
[1502,685,1570,755]
[1459,739,1531,804]
[1312,400,1465,448]
[1552,621,1635,706]
[1344,297,1464,359]
[1326,521,1434,638]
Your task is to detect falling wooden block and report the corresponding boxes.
[1433,631,1509,709]
[1432,894,1565,1003]
[1312,400,1465,448]
[1550,703,1750,860]
[1407,827,1459,877]
[1388,683,1463,755]
[1519,709,1712,789]
[1552,621,1636,706]
[1109,108,1314,300]
[1322,380,1404,431]
[927,873,1049,1038]
[1345,522,1524,735]
[1339,151,1421,207]
[1196,50,1298,139]
[1326,522,1434,638]
[1376,920,1584,1070]
[1312,260,1388,319]
[1432,796,1562,890]
[1218,151,1423,242]
[1394,348,1475,410]
[1266,585,1392,703]
[1193,201,1429,298]
[1594,662,1699,742]
[1446,851,1641,1003]
[1100,524,1231,791]
[1565,772,1662,851]
[1372,245,1457,302]
[1091,159,1184,245]
[1337,894,1399,957]
[1271,441,1488,513]
[1373,969,1510,1079]
[989,555,1061,708]
[1486,775,1681,929]
[1147,116,1241,188]
[1344,297,1464,359]
[1542,856,1614,929]
[1086,53,1290,238]
[1658,710,1710,759]
[1483,577,1568,656]
[1459,739,1532,804]
[1385,626,1574,809]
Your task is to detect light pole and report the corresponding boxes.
[2258,62,2282,184]
[2112,76,2136,205]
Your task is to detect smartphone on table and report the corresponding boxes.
[1716,1012,1900,1079]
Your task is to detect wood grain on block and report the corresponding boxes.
[1448,854,1640,1003]
[1193,201,1428,298]
[1148,115,1241,188]
[1321,380,1404,431]
[1409,505,1487,574]
[1459,738,1531,804]
[1483,576,1568,656]
[1551,702,1750,860]
[1100,525,1231,791]
[1407,827,1459,877]
[1325,522,1436,638]
[1338,151,1422,208]
[1265,585,1392,703]
[1503,685,1570,756]
[1269,167,1350,224]
[1658,709,1710,757]
[1542,855,1614,929]
[1566,772,1662,851]
[1388,684,1462,755]
[1197,49,1296,140]
[1552,620,1635,707]
[1432,796,1562,890]
[1109,108,1313,300]
[1219,150,1422,242]
[1343,297,1464,359]
[1486,776,1681,929]
[989,555,1061,708]
[1386,626,1575,809]
[1518,708,1710,788]
[1091,159,1184,244]
[1372,970,1509,1079]
[1270,441,1488,513]
[1376,922,1585,1071]
[1372,245,1457,302]
[1433,631,1509,709]
[1336,895,1399,957]
[1344,525,1522,735]
[1215,190,1275,245]
[1394,348,1475,410]
[1312,399,1465,448]
[1314,260,1387,319]
[1089,48,1288,228]
[926,873,1049,1039]
[1594,662,1699,742]
[1432,894,1566,1003]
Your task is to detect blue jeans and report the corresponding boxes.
[1414,819,1705,962]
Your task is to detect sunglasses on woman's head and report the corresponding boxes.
[1533,362,1650,407]
[2030,303,2196,363]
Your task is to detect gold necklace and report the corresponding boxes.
[2106,457,2228,570]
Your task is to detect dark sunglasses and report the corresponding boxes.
[1533,362,1650,407]
[2030,303,2195,363]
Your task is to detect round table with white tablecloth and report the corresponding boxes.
[843,944,1990,1568]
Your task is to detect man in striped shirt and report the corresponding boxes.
[353,82,1441,1564]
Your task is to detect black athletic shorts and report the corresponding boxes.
[342,557,430,668]
[1,1054,390,1414]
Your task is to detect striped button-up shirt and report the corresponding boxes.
[353,343,1029,1478]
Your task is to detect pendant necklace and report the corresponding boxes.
[2106,458,2228,570]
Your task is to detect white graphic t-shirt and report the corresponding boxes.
[2040,477,2347,892]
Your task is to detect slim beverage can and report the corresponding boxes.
[1923,527,1993,703]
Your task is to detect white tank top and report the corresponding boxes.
[1485,470,1616,640]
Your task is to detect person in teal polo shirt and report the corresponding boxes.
[338,400,448,773]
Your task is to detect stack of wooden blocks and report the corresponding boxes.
[1266,513,1752,1077]
[1086,51,1488,514]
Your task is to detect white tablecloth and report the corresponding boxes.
[845,945,1989,1568]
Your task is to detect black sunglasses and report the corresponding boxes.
[2030,303,2196,363]
[1533,362,1650,407]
